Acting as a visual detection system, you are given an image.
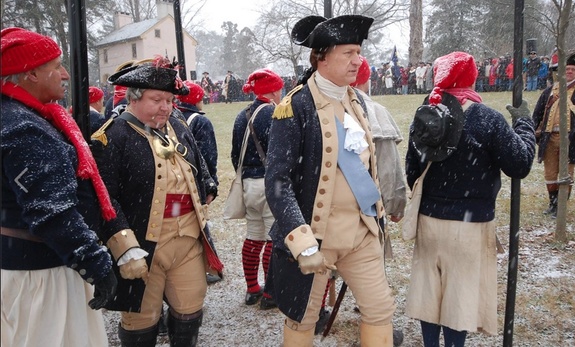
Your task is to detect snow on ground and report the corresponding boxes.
[104,216,574,346]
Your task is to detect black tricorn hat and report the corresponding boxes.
[567,51,575,66]
[291,15,374,49]
[411,92,465,162]
[108,61,189,95]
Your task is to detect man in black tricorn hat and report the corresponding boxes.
[531,50,575,217]
[91,55,221,347]
[264,15,397,346]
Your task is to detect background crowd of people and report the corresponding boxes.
[366,47,559,97]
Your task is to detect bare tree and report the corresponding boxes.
[408,0,423,64]
[252,0,409,77]
[550,0,573,242]
[528,0,574,241]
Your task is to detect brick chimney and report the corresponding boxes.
[113,11,133,30]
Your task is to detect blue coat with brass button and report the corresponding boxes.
[91,112,218,312]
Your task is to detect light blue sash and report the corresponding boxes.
[335,118,379,216]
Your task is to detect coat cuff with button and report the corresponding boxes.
[107,229,140,261]
[284,224,319,259]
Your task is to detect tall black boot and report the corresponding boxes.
[544,191,558,216]
[118,323,158,347]
[168,309,203,347]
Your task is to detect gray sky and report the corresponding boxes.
[200,0,266,32]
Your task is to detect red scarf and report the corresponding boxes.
[256,95,271,103]
[1,82,116,221]
[441,87,483,105]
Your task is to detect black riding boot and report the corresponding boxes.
[544,191,558,216]
[168,309,203,347]
[118,323,158,347]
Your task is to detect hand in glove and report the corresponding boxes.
[506,100,531,124]
[297,251,336,275]
[119,257,149,281]
[89,270,117,310]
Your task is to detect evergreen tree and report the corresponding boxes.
[425,0,484,59]
[220,21,239,74]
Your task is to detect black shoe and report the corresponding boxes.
[543,204,556,215]
[259,296,277,310]
[393,329,404,346]
[206,273,221,284]
[314,308,330,335]
[245,289,263,305]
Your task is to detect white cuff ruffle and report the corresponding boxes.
[117,248,149,266]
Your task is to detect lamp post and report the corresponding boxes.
[67,0,90,141]
[324,0,332,18]
[173,0,187,80]
[504,0,524,345]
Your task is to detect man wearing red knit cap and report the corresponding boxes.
[89,86,106,133]
[405,51,536,347]
[176,81,221,285]
[176,81,219,188]
[349,55,407,347]
[351,56,407,224]
[230,68,283,310]
[1,27,116,346]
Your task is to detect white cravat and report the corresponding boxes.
[343,112,368,154]
[314,71,347,100]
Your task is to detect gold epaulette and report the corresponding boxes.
[273,84,303,120]
[90,118,114,146]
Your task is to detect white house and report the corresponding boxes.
[95,0,198,84]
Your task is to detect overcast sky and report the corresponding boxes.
[199,0,266,32]
[195,0,410,61]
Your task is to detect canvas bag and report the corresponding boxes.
[402,162,431,240]
[223,103,269,219]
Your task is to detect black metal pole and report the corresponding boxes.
[504,0,524,345]
[173,0,187,80]
[67,0,90,141]
[324,0,332,18]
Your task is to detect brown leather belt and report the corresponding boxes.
[1,227,43,242]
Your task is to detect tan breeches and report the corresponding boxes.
[543,133,575,184]
[243,178,274,241]
[286,231,396,331]
[121,233,207,330]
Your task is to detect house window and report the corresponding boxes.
[103,49,108,63]
[155,29,161,38]
[132,43,137,58]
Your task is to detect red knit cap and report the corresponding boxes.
[350,55,370,87]
[1,27,62,76]
[88,86,104,104]
[177,80,204,105]
[429,51,478,105]
[242,68,284,96]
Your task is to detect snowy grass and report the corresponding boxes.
[104,91,574,346]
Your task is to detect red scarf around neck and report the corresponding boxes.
[1,81,116,221]
[440,87,483,105]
